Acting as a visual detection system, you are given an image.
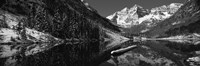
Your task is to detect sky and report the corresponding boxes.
[85,0,186,17]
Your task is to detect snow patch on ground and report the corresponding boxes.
[25,28,60,42]
[0,28,60,43]
[0,28,21,42]
[172,21,181,25]
[141,29,149,33]
[4,13,21,29]
[0,45,19,58]
[187,56,200,65]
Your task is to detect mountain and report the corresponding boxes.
[107,3,182,28]
[107,3,183,35]
[0,1,130,66]
[0,0,121,43]
[107,0,200,39]
[145,0,200,38]
[0,0,127,61]
[107,4,150,28]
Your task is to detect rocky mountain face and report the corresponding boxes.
[107,3,184,36]
[107,3,182,28]
[108,0,200,39]
[0,0,121,43]
[145,0,200,38]
[107,4,150,28]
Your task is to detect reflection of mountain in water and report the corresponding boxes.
[102,40,200,66]
[1,39,200,66]
[0,41,112,66]
[2,39,200,66]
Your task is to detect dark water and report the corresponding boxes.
[101,40,200,66]
[1,40,200,66]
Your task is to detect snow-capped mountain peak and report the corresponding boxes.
[121,7,128,12]
[107,3,183,28]
[107,4,150,28]
[169,3,183,8]
[151,3,183,13]
[107,4,147,19]
[129,4,143,11]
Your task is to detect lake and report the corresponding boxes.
[0,40,200,66]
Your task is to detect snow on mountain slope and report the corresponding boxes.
[0,12,61,43]
[0,28,21,42]
[0,28,61,43]
[145,0,200,38]
[107,4,149,28]
[107,3,183,28]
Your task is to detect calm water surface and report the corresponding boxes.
[0,40,200,66]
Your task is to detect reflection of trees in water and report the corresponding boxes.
[0,41,102,66]
[105,40,200,66]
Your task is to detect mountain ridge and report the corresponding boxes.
[107,3,183,29]
[0,0,122,43]
[145,0,200,37]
